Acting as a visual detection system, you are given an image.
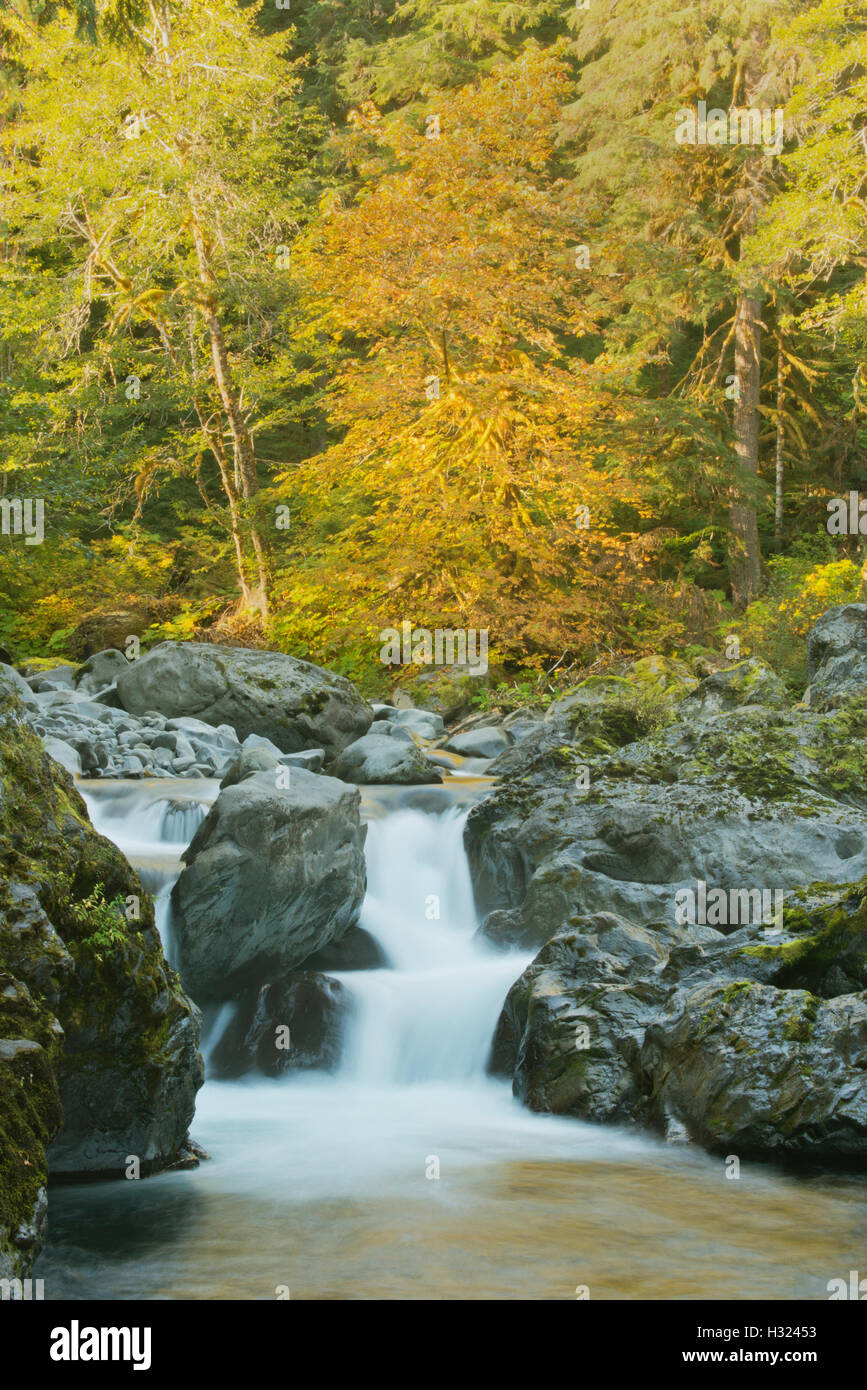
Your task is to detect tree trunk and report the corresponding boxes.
[729,286,763,607]
[190,208,270,617]
[775,338,784,549]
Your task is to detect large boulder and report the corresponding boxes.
[639,982,867,1160]
[807,604,867,709]
[468,698,867,946]
[0,670,204,1271]
[679,658,788,716]
[116,641,373,754]
[171,768,367,1002]
[330,732,442,785]
[489,914,698,1119]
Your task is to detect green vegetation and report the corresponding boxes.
[0,0,864,696]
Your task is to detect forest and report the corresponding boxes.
[0,0,864,698]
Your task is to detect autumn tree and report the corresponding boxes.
[276,46,656,674]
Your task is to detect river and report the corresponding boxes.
[37,777,867,1300]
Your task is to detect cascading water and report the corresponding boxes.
[340,807,530,1083]
[39,776,867,1300]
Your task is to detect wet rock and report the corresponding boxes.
[679,659,788,716]
[73,648,130,696]
[807,604,867,709]
[304,924,386,971]
[445,726,511,759]
[172,768,367,1001]
[0,674,203,1265]
[638,982,867,1160]
[209,972,349,1078]
[489,913,706,1120]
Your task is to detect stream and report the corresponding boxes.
[37,777,867,1300]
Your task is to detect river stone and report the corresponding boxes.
[116,641,373,754]
[638,982,867,1160]
[42,737,82,778]
[445,726,511,759]
[807,604,867,709]
[331,732,442,785]
[171,768,367,1002]
[74,648,130,695]
[0,664,38,710]
[209,972,348,1078]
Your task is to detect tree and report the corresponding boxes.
[562,0,806,607]
[276,46,657,675]
[2,0,323,616]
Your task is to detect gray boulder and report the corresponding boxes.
[331,732,442,785]
[807,604,867,708]
[74,648,129,695]
[0,665,38,710]
[680,658,788,716]
[116,641,373,754]
[446,726,511,759]
[171,768,367,1001]
[639,982,867,1160]
[490,913,712,1119]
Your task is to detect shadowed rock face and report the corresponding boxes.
[209,972,350,1079]
[0,670,204,1274]
[172,768,367,1003]
[473,612,867,1163]
[116,641,373,754]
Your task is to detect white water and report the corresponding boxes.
[340,807,530,1084]
[42,776,867,1300]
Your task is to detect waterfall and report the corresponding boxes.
[338,807,529,1082]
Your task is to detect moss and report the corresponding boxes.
[0,680,197,1252]
[740,878,867,994]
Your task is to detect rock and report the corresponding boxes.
[501,710,544,744]
[67,603,174,661]
[116,641,373,754]
[489,914,705,1120]
[171,768,367,1001]
[73,648,130,695]
[807,604,867,709]
[283,749,325,773]
[240,731,285,757]
[392,708,446,739]
[371,703,399,720]
[42,737,82,778]
[0,665,38,711]
[445,726,511,759]
[395,664,497,721]
[638,982,867,1160]
[468,698,867,943]
[304,925,386,971]
[209,972,348,1078]
[0,677,204,1272]
[474,908,532,951]
[622,654,698,697]
[680,659,789,716]
[219,746,281,788]
[330,732,442,785]
[25,666,76,693]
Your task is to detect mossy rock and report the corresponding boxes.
[0,671,203,1273]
